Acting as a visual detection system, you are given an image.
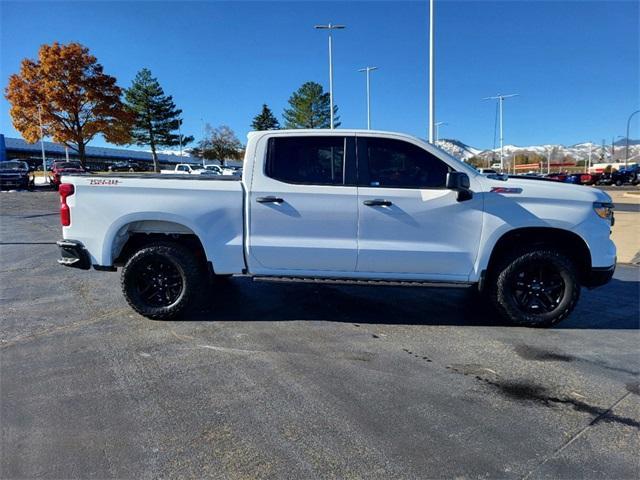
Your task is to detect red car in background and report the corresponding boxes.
[49,161,86,190]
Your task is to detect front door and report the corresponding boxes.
[248,134,358,274]
[356,136,483,281]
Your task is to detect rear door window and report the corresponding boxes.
[266,137,345,185]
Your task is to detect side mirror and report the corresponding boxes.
[446,171,473,202]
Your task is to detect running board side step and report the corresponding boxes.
[252,276,472,288]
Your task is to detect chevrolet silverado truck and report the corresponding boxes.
[56,130,616,327]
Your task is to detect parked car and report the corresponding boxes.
[108,161,143,172]
[543,173,568,182]
[598,166,639,186]
[56,129,616,328]
[564,173,599,185]
[478,168,498,175]
[161,163,212,175]
[0,160,33,190]
[35,159,55,171]
[50,161,86,190]
[203,165,223,175]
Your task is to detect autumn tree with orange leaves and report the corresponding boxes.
[5,42,132,166]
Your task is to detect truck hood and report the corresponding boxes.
[477,176,612,204]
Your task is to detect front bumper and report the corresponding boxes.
[57,239,91,270]
[584,263,616,288]
[0,177,29,189]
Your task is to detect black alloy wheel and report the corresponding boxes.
[121,241,204,319]
[510,264,565,314]
[134,255,184,308]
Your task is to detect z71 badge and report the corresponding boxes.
[89,179,120,186]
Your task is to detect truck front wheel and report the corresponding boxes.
[490,249,580,327]
[121,241,203,320]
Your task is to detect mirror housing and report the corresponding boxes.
[446,171,473,201]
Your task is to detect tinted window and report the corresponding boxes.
[266,137,345,185]
[365,138,450,188]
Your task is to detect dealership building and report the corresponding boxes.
[0,134,200,169]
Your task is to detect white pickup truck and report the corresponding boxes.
[57,130,616,327]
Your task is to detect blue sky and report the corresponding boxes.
[1,1,638,150]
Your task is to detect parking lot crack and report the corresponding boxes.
[520,391,634,480]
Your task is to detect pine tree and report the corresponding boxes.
[251,104,280,130]
[124,69,193,172]
[283,81,339,129]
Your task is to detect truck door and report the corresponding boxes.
[247,134,358,274]
[356,136,483,281]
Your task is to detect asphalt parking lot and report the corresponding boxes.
[1,190,639,479]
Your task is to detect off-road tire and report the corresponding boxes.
[121,241,203,320]
[490,249,580,328]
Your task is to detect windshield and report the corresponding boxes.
[55,162,82,169]
[0,161,28,171]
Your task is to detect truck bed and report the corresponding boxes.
[61,173,246,272]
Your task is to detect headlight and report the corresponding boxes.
[593,202,614,223]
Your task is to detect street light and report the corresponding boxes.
[37,105,47,183]
[434,121,447,142]
[358,66,378,129]
[428,0,435,143]
[483,93,519,171]
[625,109,640,167]
[315,23,346,129]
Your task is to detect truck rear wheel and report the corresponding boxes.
[490,249,580,327]
[121,241,203,320]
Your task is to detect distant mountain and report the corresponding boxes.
[434,139,483,160]
[435,138,640,164]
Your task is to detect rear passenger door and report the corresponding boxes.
[247,134,359,274]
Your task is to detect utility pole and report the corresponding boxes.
[483,94,519,171]
[588,142,592,172]
[428,0,436,143]
[625,109,640,167]
[315,23,346,129]
[358,66,378,129]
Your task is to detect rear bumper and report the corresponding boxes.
[57,239,91,270]
[584,263,616,288]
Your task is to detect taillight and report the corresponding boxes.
[59,183,74,226]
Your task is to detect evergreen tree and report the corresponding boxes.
[251,104,280,130]
[283,81,339,129]
[124,68,193,172]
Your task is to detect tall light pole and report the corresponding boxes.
[178,119,183,158]
[315,23,345,129]
[435,121,447,142]
[483,93,519,171]
[358,66,378,129]
[37,105,47,182]
[626,109,640,167]
[428,0,435,143]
